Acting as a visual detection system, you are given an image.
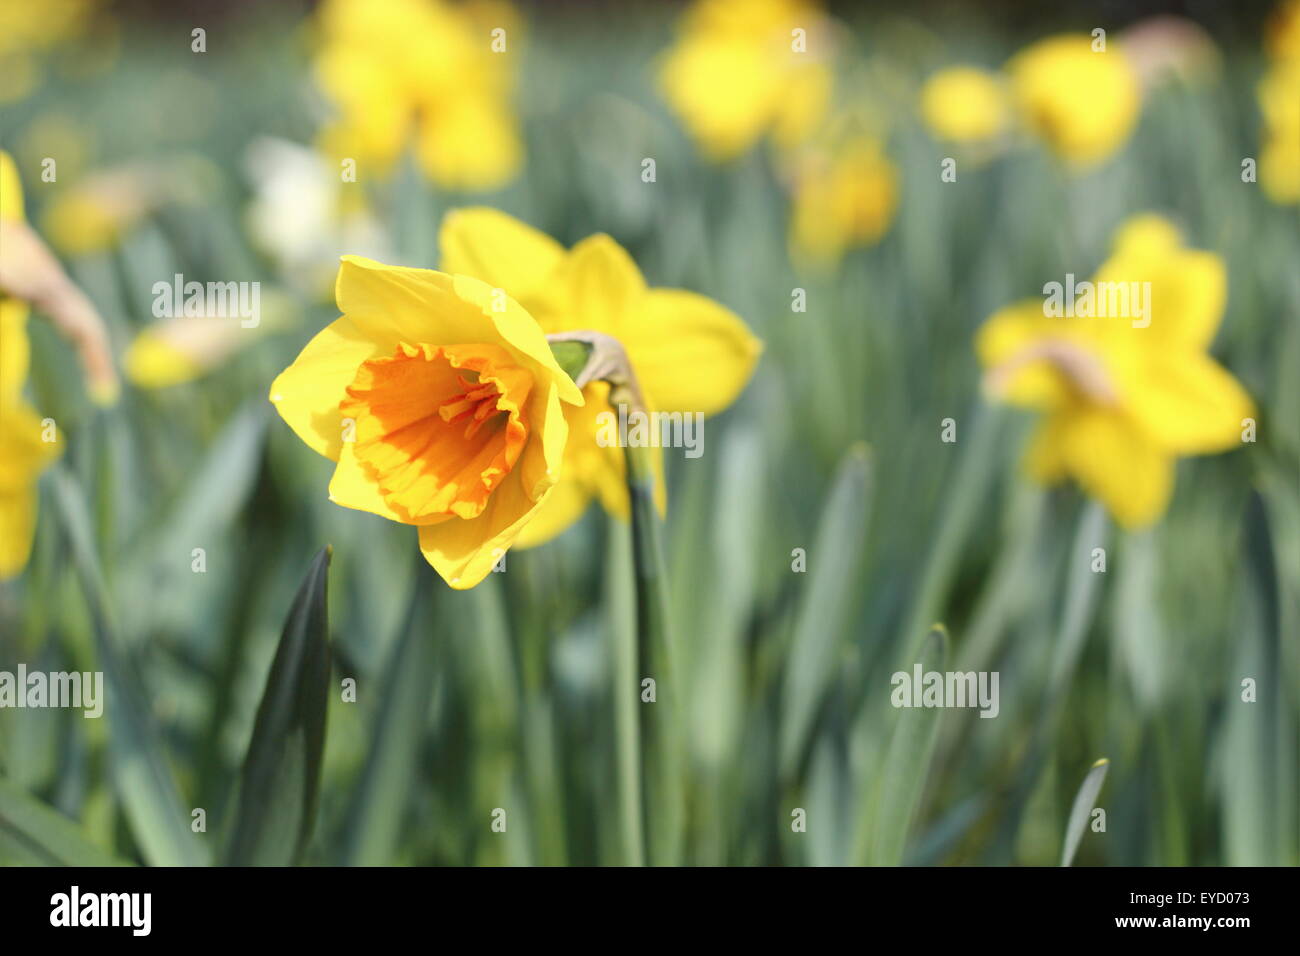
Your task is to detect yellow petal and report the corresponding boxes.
[269,313,391,461]
[416,469,541,589]
[124,330,206,388]
[414,95,522,191]
[1061,408,1174,528]
[334,256,582,406]
[976,299,1080,408]
[0,297,30,396]
[0,149,24,222]
[624,288,761,415]
[1126,353,1255,454]
[0,487,38,579]
[511,477,594,549]
[1110,213,1182,258]
[1091,247,1226,351]
[438,207,565,301]
[540,234,647,337]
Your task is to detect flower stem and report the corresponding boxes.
[624,440,682,865]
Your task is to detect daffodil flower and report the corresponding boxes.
[1257,58,1300,204]
[658,0,832,162]
[919,66,1010,146]
[1007,34,1141,168]
[438,208,762,547]
[313,0,523,190]
[1,148,109,577]
[786,132,898,268]
[270,256,583,588]
[977,214,1255,528]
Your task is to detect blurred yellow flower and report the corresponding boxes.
[788,134,898,268]
[0,150,62,578]
[919,66,1008,144]
[1267,0,1300,61]
[0,0,96,103]
[439,208,762,546]
[658,0,832,161]
[270,256,583,588]
[1007,34,1141,167]
[977,214,1255,528]
[1257,52,1300,203]
[313,0,523,190]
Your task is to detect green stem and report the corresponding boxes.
[624,441,682,866]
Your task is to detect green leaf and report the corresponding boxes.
[1061,759,1109,866]
[49,466,209,867]
[0,776,131,866]
[862,623,949,866]
[224,547,333,866]
[338,574,437,866]
[779,444,871,778]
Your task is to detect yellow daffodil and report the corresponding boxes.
[977,214,1255,528]
[439,208,762,546]
[1007,34,1141,167]
[1267,0,1300,61]
[270,256,583,588]
[313,0,523,190]
[787,134,898,268]
[0,0,96,103]
[0,150,62,577]
[1257,58,1300,204]
[919,66,1009,144]
[658,0,832,162]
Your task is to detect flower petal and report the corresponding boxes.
[416,469,541,589]
[511,477,594,549]
[1061,408,1174,528]
[268,313,390,461]
[1126,352,1255,454]
[625,288,761,415]
[439,207,565,300]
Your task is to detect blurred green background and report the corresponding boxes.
[0,0,1296,866]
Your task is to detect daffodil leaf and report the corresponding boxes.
[779,444,871,778]
[0,776,131,866]
[862,623,949,866]
[224,546,332,866]
[337,569,436,866]
[49,466,209,867]
[1061,758,1109,866]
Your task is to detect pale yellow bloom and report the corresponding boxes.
[788,134,897,268]
[1007,34,1141,167]
[313,0,523,190]
[0,150,62,577]
[919,67,1009,144]
[1257,58,1300,204]
[658,0,832,161]
[978,214,1254,528]
[1267,0,1300,61]
[0,0,96,102]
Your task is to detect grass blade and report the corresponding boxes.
[224,546,332,866]
[50,466,208,866]
[861,623,949,866]
[1061,758,1109,866]
[0,776,131,866]
[779,444,871,779]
